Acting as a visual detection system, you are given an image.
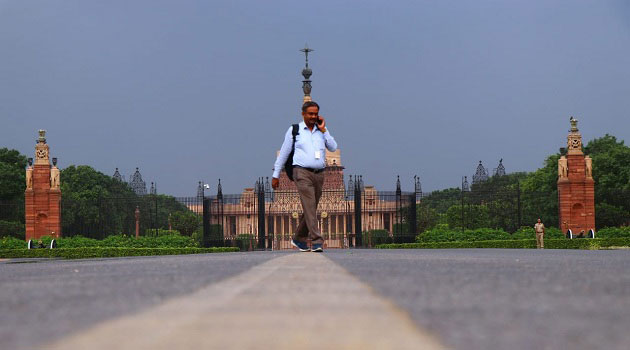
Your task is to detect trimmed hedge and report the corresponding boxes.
[415,225,564,243]
[0,247,239,259]
[376,238,630,250]
[0,234,199,249]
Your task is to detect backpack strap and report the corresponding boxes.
[291,124,299,148]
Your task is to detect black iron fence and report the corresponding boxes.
[201,182,419,249]
[5,176,617,248]
[0,198,25,239]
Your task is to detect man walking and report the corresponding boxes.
[271,101,337,252]
[534,218,545,249]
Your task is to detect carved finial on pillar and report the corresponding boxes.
[567,117,583,155]
[300,44,314,103]
[38,130,47,144]
[34,130,50,166]
[569,116,579,132]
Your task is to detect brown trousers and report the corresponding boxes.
[536,232,544,249]
[293,167,325,245]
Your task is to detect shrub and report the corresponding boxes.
[57,235,101,248]
[235,234,255,251]
[416,226,510,243]
[101,234,135,247]
[511,226,564,240]
[1,234,199,250]
[416,225,567,243]
[0,236,26,249]
[364,230,391,246]
[0,247,239,259]
[144,229,181,237]
[377,238,630,250]
[596,226,630,238]
[191,229,203,246]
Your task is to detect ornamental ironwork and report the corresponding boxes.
[493,159,506,177]
[414,175,422,201]
[129,167,147,196]
[197,181,204,199]
[150,182,157,195]
[113,168,124,182]
[347,175,354,199]
[462,176,470,192]
[472,161,489,184]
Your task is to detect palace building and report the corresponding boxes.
[198,46,414,248]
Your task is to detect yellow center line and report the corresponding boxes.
[43,253,446,350]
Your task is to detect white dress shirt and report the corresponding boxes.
[273,121,337,178]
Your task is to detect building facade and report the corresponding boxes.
[208,151,403,249]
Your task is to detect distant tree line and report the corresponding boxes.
[1,134,629,239]
[403,134,630,233]
[0,152,203,239]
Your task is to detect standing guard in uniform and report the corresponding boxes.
[534,218,545,249]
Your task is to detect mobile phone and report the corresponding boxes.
[317,116,323,125]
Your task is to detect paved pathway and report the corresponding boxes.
[0,252,280,350]
[2,249,629,350]
[327,249,630,350]
[43,253,443,350]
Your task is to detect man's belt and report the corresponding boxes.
[295,166,324,174]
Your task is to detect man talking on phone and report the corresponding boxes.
[272,101,338,252]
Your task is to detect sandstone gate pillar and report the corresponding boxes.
[25,130,61,241]
[557,118,595,234]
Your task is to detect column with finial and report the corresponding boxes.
[25,130,62,240]
[557,116,595,234]
[300,44,314,103]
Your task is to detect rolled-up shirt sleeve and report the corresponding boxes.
[272,127,294,178]
[323,130,337,152]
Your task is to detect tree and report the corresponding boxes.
[421,188,461,214]
[520,154,560,228]
[585,135,630,227]
[61,165,140,237]
[0,148,27,200]
[446,204,489,230]
[0,148,27,238]
[417,203,438,233]
[169,211,200,236]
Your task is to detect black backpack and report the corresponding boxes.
[284,124,299,181]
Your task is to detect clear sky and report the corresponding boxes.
[1,0,629,196]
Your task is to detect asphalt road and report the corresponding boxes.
[327,249,630,350]
[1,249,629,350]
[0,252,282,350]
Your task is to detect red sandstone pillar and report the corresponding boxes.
[24,130,62,241]
[557,118,596,234]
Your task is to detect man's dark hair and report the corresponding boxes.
[302,101,320,112]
